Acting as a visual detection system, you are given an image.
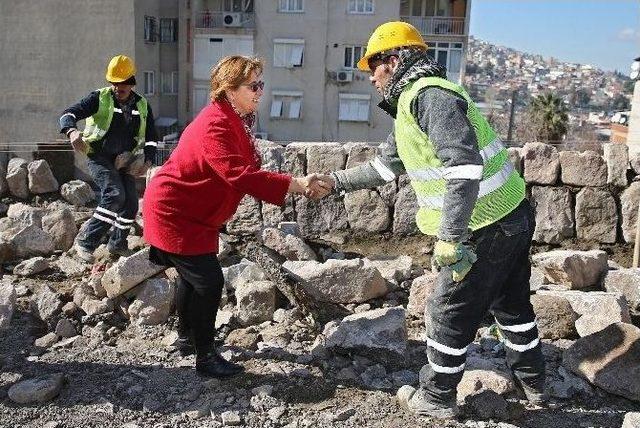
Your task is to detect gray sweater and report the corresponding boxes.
[331,86,482,242]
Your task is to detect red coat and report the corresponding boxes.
[143,99,291,255]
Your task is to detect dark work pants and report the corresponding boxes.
[420,199,545,404]
[149,246,225,357]
[77,159,138,251]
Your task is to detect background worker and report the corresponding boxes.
[318,22,545,419]
[59,55,158,262]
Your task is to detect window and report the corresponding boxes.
[344,45,365,69]
[143,71,155,96]
[348,0,374,14]
[160,18,178,42]
[279,0,303,12]
[273,39,304,68]
[427,42,463,82]
[270,91,303,119]
[161,72,178,94]
[339,93,370,122]
[144,16,157,42]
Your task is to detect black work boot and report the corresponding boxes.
[173,334,195,357]
[397,385,459,419]
[195,349,244,378]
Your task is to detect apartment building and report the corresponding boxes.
[180,0,471,142]
[1,0,471,147]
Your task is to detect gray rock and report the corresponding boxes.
[522,142,560,185]
[235,280,277,326]
[261,227,317,261]
[29,286,62,322]
[458,357,515,402]
[60,180,95,206]
[507,147,523,174]
[529,267,550,292]
[621,182,640,243]
[223,259,267,291]
[128,277,176,325]
[8,224,55,258]
[7,203,44,228]
[283,258,389,303]
[55,318,77,338]
[464,390,511,421]
[575,187,617,244]
[539,290,631,337]
[530,293,578,339]
[559,151,607,186]
[101,247,166,298]
[345,142,376,168]
[393,185,419,235]
[81,298,113,317]
[226,195,262,235]
[603,143,628,187]
[364,255,416,285]
[305,143,346,173]
[6,158,29,199]
[344,189,391,233]
[622,412,640,428]
[530,186,574,244]
[283,144,306,176]
[0,282,16,329]
[604,268,640,314]
[296,194,349,237]
[14,257,50,277]
[221,410,242,426]
[27,160,59,194]
[531,250,608,289]
[34,332,59,348]
[319,307,407,359]
[563,323,640,402]
[42,208,77,251]
[8,373,65,404]
[407,272,438,319]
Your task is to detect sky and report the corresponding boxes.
[469,0,640,73]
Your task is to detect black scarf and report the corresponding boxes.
[378,49,448,117]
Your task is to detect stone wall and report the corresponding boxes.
[221,141,640,245]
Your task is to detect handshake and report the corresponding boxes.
[289,173,335,200]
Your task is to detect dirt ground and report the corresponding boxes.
[1,234,639,428]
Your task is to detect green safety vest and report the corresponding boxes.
[394,76,525,236]
[82,87,148,155]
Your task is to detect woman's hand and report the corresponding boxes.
[288,174,335,199]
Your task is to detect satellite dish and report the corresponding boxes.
[631,69,640,80]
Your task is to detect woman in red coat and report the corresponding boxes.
[143,56,326,378]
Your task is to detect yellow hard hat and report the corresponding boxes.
[105,55,136,83]
[357,21,428,71]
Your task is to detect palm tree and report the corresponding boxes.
[528,93,569,142]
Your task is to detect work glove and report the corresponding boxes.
[67,129,87,154]
[432,240,477,282]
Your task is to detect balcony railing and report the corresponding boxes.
[195,11,255,29]
[400,16,466,36]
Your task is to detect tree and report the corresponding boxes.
[609,93,631,111]
[528,93,569,142]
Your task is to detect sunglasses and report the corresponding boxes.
[242,80,265,92]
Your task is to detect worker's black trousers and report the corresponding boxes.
[149,247,224,357]
[420,199,545,405]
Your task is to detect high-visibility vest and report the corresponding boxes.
[394,76,525,236]
[82,87,148,154]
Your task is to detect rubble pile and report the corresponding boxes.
[0,156,639,427]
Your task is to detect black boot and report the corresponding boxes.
[196,349,244,378]
[173,334,195,357]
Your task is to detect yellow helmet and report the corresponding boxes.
[105,55,136,83]
[357,21,428,71]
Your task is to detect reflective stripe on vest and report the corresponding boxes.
[82,87,148,152]
[394,76,525,235]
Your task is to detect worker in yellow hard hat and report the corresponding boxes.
[58,55,159,262]
[313,21,546,419]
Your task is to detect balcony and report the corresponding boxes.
[400,16,466,36]
[195,11,255,29]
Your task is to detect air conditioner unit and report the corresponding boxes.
[336,70,354,83]
[222,12,242,27]
[255,131,269,140]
